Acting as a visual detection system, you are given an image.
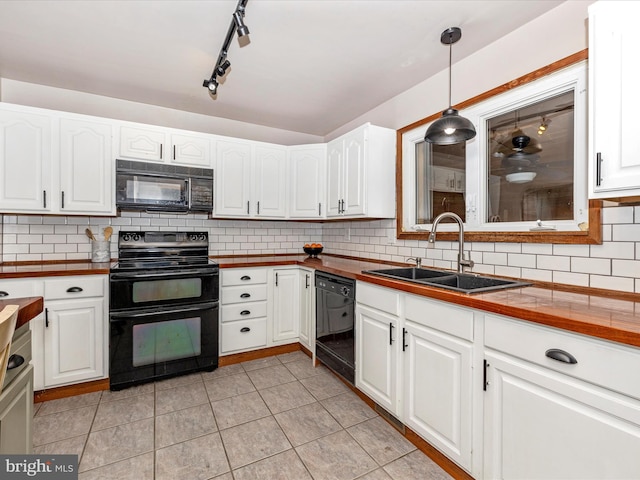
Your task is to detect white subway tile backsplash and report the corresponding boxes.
[552,244,590,257]
[612,259,640,278]
[571,257,611,275]
[590,275,635,293]
[507,253,536,269]
[590,242,635,259]
[521,268,552,283]
[553,271,589,286]
[602,206,634,224]
[483,252,508,266]
[494,266,522,278]
[2,208,640,296]
[612,224,640,242]
[537,255,570,272]
[521,243,553,255]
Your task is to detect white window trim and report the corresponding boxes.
[402,61,588,234]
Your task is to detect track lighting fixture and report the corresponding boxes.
[425,27,476,145]
[537,117,550,135]
[202,0,250,97]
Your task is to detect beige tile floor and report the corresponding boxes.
[33,351,453,480]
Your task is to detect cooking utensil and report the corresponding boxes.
[103,226,113,241]
[85,228,96,241]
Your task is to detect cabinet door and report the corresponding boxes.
[215,140,252,216]
[484,350,640,479]
[0,364,33,454]
[403,319,473,471]
[0,109,52,212]
[119,125,166,162]
[589,1,640,197]
[298,269,314,350]
[326,139,343,217]
[289,145,326,218]
[170,133,211,166]
[355,304,399,415]
[342,127,366,216]
[44,298,105,387]
[254,145,287,218]
[271,269,300,343]
[59,117,114,214]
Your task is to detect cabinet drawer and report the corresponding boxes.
[221,285,267,305]
[485,314,640,400]
[221,301,267,323]
[221,318,267,353]
[356,282,400,316]
[44,276,105,300]
[221,268,268,286]
[0,280,42,299]
[405,293,474,341]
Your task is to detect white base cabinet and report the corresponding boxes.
[298,268,314,352]
[356,282,475,473]
[484,313,640,479]
[271,268,300,344]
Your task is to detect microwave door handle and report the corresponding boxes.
[188,178,192,210]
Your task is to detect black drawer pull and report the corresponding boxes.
[240,275,251,281]
[6,354,24,370]
[240,310,251,315]
[66,286,83,293]
[0,291,8,297]
[240,327,251,333]
[545,348,577,364]
[240,293,251,298]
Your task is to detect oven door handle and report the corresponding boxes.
[110,302,218,320]
[110,269,217,280]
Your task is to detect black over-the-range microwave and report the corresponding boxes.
[115,159,214,213]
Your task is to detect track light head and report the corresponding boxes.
[202,77,218,94]
[233,10,250,37]
[216,60,231,77]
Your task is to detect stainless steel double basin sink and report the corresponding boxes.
[363,267,531,294]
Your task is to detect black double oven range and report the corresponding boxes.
[109,231,219,390]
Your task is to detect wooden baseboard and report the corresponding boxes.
[34,378,110,403]
[218,342,301,366]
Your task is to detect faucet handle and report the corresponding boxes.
[406,257,422,268]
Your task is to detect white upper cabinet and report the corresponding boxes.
[215,140,287,218]
[289,144,327,219]
[326,123,396,218]
[254,145,287,218]
[0,107,53,212]
[0,104,113,216]
[589,1,640,200]
[119,124,211,166]
[59,117,114,215]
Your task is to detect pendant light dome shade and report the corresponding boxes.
[424,27,476,145]
[425,107,477,145]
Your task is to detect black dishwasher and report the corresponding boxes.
[315,271,355,385]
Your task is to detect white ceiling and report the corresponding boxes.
[0,0,565,136]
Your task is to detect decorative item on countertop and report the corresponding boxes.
[303,243,323,258]
[90,227,112,263]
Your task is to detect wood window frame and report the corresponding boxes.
[396,50,602,245]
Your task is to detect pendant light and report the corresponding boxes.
[425,27,476,145]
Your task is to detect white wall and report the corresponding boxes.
[0,79,323,146]
[325,0,594,140]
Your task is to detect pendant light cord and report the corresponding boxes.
[448,35,452,108]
